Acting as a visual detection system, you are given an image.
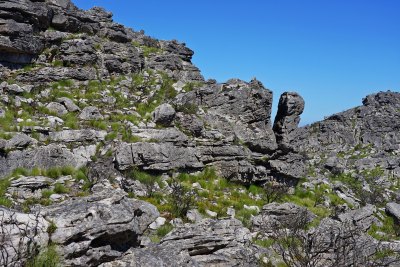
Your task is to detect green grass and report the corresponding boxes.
[253,238,275,248]
[150,223,174,243]
[137,167,267,226]
[52,60,64,67]
[175,102,198,114]
[368,213,400,241]
[89,120,108,130]
[63,113,79,129]
[0,177,12,207]
[135,74,177,117]
[27,245,60,267]
[141,45,163,57]
[54,183,69,194]
[182,81,203,92]
[0,109,15,131]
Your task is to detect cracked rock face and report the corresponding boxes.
[101,219,261,267]
[43,188,159,266]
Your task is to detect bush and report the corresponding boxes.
[53,183,69,194]
[156,223,173,238]
[262,181,289,204]
[169,178,196,218]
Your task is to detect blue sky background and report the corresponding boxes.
[73,0,400,125]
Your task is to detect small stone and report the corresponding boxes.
[187,209,203,222]
[149,217,166,230]
[57,97,80,112]
[192,182,202,189]
[227,207,236,218]
[47,102,68,116]
[50,193,64,202]
[243,205,260,213]
[79,106,104,120]
[205,209,217,218]
[152,103,175,127]
[7,84,24,94]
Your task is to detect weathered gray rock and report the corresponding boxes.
[152,103,176,126]
[43,188,159,266]
[79,106,104,120]
[57,97,80,112]
[292,91,400,181]
[174,78,277,153]
[115,142,203,171]
[130,127,189,145]
[6,175,53,200]
[0,207,49,267]
[49,129,107,143]
[5,83,24,94]
[5,133,37,150]
[273,92,305,151]
[338,204,379,231]
[386,202,400,222]
[102,218,261,267]
[46,102,68,116]
[252,202,315,232]
[0,144,92,178]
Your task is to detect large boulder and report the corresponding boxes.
[152,103,176,127]
[43,188,159,266]
[79,106,104,120]
[0,144,95,177]
[101,219,261,267]
[174,78,277,153]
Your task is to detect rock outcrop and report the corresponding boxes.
[102,219,262,267]
[273,92,305,151]
[44,188,159,266]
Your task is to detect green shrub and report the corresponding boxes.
[169,178,196,218]
[0,197,12,207]
[175,103,198,114]
[42,190,54,199]
[89,120,108,130]
[105,132,117,141]
[182,82,203,92]
[52,60,64,67]
[63,114,79,130]
[141,45,162,57]
[12,167,30,177]
[45,168,62,179]
[54,183,69,194]
[47,220,57,235]
[156,223,173,238]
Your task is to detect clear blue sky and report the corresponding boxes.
[73,0,400,125]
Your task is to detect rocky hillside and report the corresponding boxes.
[0,0,399,266]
